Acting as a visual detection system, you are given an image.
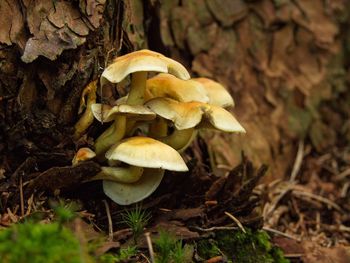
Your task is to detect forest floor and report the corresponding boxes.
[0,134,349,262]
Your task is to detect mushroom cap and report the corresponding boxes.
[192,78,234,107]
[91,103,156,122]
[72,148,96,165]
[103,168,164,205]
[145,73,209,103]
[101,49,190,84]
[105,136,188,172]
[146,98,204,130]
[145,98,245,132]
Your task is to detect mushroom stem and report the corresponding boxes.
[74,80,97,139]
[149,118,168,137]
[94,115,126,156]
[88,166,144,183]
[126,71,148,105]
[159,128,197,151]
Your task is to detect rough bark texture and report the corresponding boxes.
[0,0,349,186]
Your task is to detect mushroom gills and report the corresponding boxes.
[103,168,165,205]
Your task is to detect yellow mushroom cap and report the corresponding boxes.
[72,147,96,165]
[91,103,156,122]
[103,168,164,205]
[145,73,209,103]
[105,136,188,172]
[101,49,190,84]
[192,78,234,107]
[145,97,245,132]
[146,98,204,130]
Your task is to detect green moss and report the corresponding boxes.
[0,221,90,263]
[197,229,289,263]
[196,239,221,259]
[154,230,193,263]
[99,246,137,263]
[121,206,151,245]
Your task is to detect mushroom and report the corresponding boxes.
[95,49,190,155]
[192,78,234,108]
[72,147,96,165]
[145,98,245,150]
[145,73,209,103]
[71,148,144,183]
[101,136,188,205]
[101,49,190,105]
[103,169,164,205]
[91,103,156,156]
[74,80,97,139]
[105,136,188,171]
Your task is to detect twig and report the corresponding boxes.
[263,226,301,241]
[10,157,36,187]
[335,168,350,181]
[341,182,350,198]
[292,190,343,212]
[264,184,293,218]
[140,253,151,263]
[19,175,24,217]
[25,194,34,216]
[6,208,18,223]
[290,140,304,182]
[103,200,113,241]
[145,232,155,263]
[104,48,116,69]
[322,224,350,233]
[224,211,246,233]
[205,256,224,263]
[191,226,238,232]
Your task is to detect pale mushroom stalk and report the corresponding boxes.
[126,71,148,105]
[74,80,97,139]
[158,128,197,151]
[94,70,145,157]
[94,115,126,156]
[149,118,168,137]
[123,71,148,137]
[88,166,144,183]
[92,103,156,157]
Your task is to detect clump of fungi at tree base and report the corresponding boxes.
[72,49,245,205]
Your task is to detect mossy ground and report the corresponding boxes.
[0,203,289,263]
[0,221,87,263]
[197,229,289,263]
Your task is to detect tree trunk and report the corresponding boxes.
[0,0,349,196]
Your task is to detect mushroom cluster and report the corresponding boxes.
[73,49,245,205]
